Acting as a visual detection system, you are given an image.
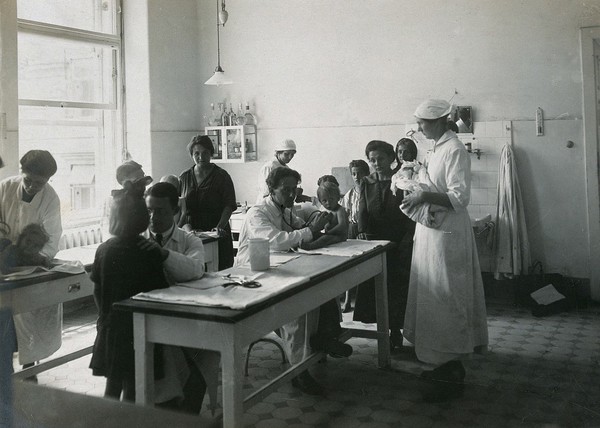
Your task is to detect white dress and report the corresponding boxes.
[0,175,63,365]
[403,131,488,365]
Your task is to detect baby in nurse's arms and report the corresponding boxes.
[390,137,427,196]
[0,223,50,274]
[301,180,347,250]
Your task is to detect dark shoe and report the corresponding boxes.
[22,363,37,383]
[390,330,403,351]
[420,360,465,381]
[323,339,352,358]
[291,371,324,396]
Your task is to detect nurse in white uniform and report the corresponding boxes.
[0,150,63,370]
[256,139,297,204]
[401,99,488,402]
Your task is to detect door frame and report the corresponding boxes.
[580,26,600,300]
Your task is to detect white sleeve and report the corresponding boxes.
[163,232,205,282]
[41,192,62,258]
[248,208,313,251]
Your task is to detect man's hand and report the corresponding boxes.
[137,237,169,261]
[181,224,193,233]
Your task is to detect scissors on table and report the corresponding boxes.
[221,274,261,288]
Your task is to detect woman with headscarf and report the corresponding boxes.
[353,140,414,351]
[179,135,237,269]
[401,99,488,402]
[0,150,63,370]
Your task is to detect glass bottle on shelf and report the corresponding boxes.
[220,103,229,127]
[244,102,256,125]
[236,103,246,125]
[228,103,236,126]
[208,103,217,126]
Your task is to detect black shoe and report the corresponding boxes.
[420,360,465,382]
[323,339,353,358]
[390,330,403,351]
[291,371,324,396]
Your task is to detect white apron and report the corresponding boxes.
[0,176,63,365]
[403,132,488,365]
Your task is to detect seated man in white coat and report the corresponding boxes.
[236,167,352,396]
[140,182,217,413]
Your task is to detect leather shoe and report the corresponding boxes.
[323,339,352,358]
[291,371,324,396]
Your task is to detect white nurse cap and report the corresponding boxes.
[274,139,297,152]
[414,99,452,120]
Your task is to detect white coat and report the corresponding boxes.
[235,196,317,364]
[403,132,488,365]
[0,175,63,365]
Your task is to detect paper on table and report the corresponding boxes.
[270,252,300,267]
[133,268,307,310]
[530,284,566,305]
[0,260,85,281]
[294,239,386,257]
[194,231,219,239]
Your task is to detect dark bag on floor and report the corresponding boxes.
[514,261,577,317]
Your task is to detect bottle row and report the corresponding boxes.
[206,102,256,127]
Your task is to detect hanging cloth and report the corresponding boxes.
[492,143,531,278]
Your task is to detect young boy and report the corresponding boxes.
[341,160,370,239]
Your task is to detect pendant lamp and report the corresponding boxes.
[205,0,232,86]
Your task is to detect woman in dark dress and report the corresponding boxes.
[179,135,237,270]
[90,185,168,401]
[353,140,415,350]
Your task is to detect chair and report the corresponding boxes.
[244,332,287,376]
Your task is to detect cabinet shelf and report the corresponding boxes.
[205,125,257,163]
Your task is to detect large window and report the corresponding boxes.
[17,0,122,228]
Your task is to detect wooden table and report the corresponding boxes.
[115,242,393,428]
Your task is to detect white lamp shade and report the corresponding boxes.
[205,69,233,86]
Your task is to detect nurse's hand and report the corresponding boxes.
[401,189,424,210]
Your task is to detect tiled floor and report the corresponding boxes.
[15,297,600,427]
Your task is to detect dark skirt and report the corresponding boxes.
[353,240,413,330]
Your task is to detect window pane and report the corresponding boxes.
[18,32,115,105]
[19,106,120,228]
[17,0,117,35]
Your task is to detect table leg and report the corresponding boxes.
[374,252,391,368]
[133,313,154,405]
[220,336,244,428]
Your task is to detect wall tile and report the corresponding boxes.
[471,188,489,205]
[467,205,481,218]
[486,154,501,172]
[471,173,480,188]
[479,171,498,188]
[486,121,504,137]
[487,188,497,204]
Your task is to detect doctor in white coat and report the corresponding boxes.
[0,150,63,369]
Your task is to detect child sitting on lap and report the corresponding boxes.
[0,223,50,274]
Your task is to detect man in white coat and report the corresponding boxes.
[0,150,62,373]
[238,167,351,396]
[140,181,217,414]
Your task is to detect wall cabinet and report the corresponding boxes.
[205,125,257,163]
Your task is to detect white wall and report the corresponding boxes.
[125,0,599,281]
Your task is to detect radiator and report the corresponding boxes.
[58,225,103,250]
